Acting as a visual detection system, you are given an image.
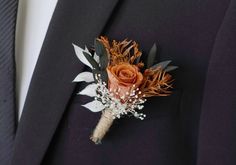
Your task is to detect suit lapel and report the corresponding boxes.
[12,0,119,164]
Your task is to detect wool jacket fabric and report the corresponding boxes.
[11,0,236,164]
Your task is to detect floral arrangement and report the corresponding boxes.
[73,37,177,144]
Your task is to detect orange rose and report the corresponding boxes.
[107,63,143,98]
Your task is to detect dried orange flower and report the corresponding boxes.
[98,36,143,67]
[140,68,173,97]
[107,63,143,98]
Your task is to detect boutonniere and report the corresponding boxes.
[72,36,178,144]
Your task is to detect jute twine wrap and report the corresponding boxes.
[90,108,114,144]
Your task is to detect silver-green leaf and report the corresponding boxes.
[151,60,172,70]
[147,43,157,68]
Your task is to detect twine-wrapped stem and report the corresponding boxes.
[90,108,114,144]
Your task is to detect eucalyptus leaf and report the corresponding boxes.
[100,53,108,70]
[146,43,157,68]
[94,39,107,57]
[83,51,100,70]
[94,39,109,70]
[101,70,108,85]
[164,66,178,72]
[150,60,172,70]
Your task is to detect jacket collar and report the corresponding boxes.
[12,0,119,164]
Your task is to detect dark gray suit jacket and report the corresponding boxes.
[12,0,236,164]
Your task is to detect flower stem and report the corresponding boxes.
[90,108,114,144]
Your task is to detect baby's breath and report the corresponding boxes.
[95,74,146,120]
